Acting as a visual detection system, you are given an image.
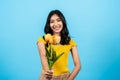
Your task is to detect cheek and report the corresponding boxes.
[60,22,63,28]
[60,22,63,26]
[50,23,53,28]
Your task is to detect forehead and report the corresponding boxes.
[50,14,60,20]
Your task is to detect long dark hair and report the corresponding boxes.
[44,10,71,45]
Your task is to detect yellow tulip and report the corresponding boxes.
[49,38,54,44]
[53,35,60,44]
[44,33,52,42]
[44,34,64,69]
[44,34,61,44]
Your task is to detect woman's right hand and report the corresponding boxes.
[44,69,53,79]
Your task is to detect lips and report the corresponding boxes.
[53,25,61,30]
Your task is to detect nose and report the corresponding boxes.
[54,21,58,26]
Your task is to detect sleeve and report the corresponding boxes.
[70,39,77,47]
[37,37,46,44]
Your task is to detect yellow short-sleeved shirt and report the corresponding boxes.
[37,37,77,76]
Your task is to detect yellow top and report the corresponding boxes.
[37,37,77,76]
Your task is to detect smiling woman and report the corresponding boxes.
[37,10,81,80]
[50,14,63,35]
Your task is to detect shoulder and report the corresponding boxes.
[37,37,46,44]
[69,39,77,47]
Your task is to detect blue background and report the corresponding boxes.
[0,0,120,80]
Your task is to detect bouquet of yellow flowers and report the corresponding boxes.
[44,34,64,69]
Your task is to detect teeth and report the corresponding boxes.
[53,26,60,29]
[54,28,59,30]
[54,28,59,29]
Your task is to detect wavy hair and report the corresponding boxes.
[44,10,71,45]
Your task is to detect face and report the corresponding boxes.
[50,14,63,35]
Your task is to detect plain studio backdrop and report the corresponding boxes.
[0,0,120,80]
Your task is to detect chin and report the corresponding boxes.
[53,30,62,33]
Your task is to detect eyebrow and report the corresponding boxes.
[50,17,61,21]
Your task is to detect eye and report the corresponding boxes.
[57,18,62,22]
[50,20,54,23]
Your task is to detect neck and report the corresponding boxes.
[53,32,61,36]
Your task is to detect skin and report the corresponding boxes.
[37,14,81,80]
[50,14,63,36]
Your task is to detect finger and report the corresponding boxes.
[50,69,54,73]
[46,75,53,79]
[44,72,53,76]
[46,70,53,74]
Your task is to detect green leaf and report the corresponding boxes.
[49,45,53,57]
[48,60,53,69]
[45,44,64,69]
[52,50,56,60]
[52,52,64,66]
[45,46,50,57]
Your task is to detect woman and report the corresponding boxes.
[37,10,81,80]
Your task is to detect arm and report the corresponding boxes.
[37,42,53,77]
[68,46,81,80]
